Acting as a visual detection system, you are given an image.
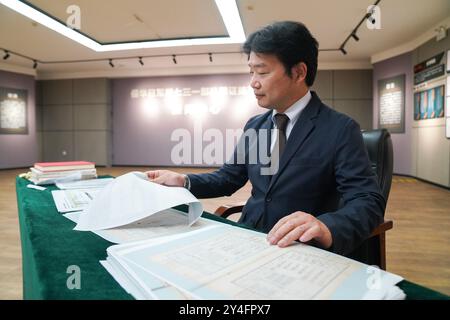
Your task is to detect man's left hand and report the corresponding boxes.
[267,211,333,249]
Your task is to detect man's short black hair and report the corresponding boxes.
[243,21,319,87]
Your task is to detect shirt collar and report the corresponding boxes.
[271,90,311,127]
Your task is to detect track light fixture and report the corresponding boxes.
[0,48,244,70]
[335,0,380,56]
[366,12,376,25]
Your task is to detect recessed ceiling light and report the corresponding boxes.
[0,0,246,52]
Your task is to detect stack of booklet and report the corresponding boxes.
[69,172,406,300]
[28,161,97,185]
[102,225,406,300]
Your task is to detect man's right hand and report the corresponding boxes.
[145,170,186,187]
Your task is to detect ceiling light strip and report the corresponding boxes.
[0,0,101,51]
[214,0,246,42]
[98,36,239,52]
[0,0,246,52]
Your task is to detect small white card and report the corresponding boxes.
[27,184,46,191]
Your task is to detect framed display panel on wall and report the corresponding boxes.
[378,74,405,133]
[414,85,445,121]
[0,87,28,134]
[447,49,450,72]
[446,66,450,138]
[446,118,450,139]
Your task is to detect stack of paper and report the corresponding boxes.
[60,171,406,300]
[74,171,203,231]
[28,161,97,185]
[55,172,210,246]
[101,235,195,299]
[65,208,219,244]
[57,172,209,245]
[103,224,406,300]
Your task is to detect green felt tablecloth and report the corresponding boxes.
[15,176,449,300]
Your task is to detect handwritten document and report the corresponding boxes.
[111,225,403,299]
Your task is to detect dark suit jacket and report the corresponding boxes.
[188,91,385,256]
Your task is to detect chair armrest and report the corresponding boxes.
[370,220,393,237]
[214,202,245,219]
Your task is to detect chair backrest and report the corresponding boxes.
[347,129,394,268]
[361,129,394,205]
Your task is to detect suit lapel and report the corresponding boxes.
[267,92,322,193]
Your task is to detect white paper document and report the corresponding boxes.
[56,178,114,190]
[100,260,146,300]
[108,225,404,300]
[65,209,220,244]
[27,184,46,191]
[52,189,101,213]
[74,171,203,231]
[102,234,195,300]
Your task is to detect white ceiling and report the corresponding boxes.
[27,0,228,42]
[0,0,449,79]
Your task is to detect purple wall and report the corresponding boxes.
[373,52,413,175]
[112,74,263,166]
[0,70,37,169]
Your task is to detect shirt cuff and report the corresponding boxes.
[183,174,191,190]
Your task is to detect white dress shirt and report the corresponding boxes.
[270,90,312,152]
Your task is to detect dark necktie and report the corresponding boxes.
[274,113,289,157]
[254,113,289,230]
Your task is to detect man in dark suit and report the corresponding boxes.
[147,21,385,256]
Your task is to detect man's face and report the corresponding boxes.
[248,52,298,111]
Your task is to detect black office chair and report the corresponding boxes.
[215,129,394,270]
[350,129,393,269]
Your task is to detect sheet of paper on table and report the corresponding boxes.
[74,171,203,231]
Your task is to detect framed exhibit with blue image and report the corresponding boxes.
[414,85,445,121]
